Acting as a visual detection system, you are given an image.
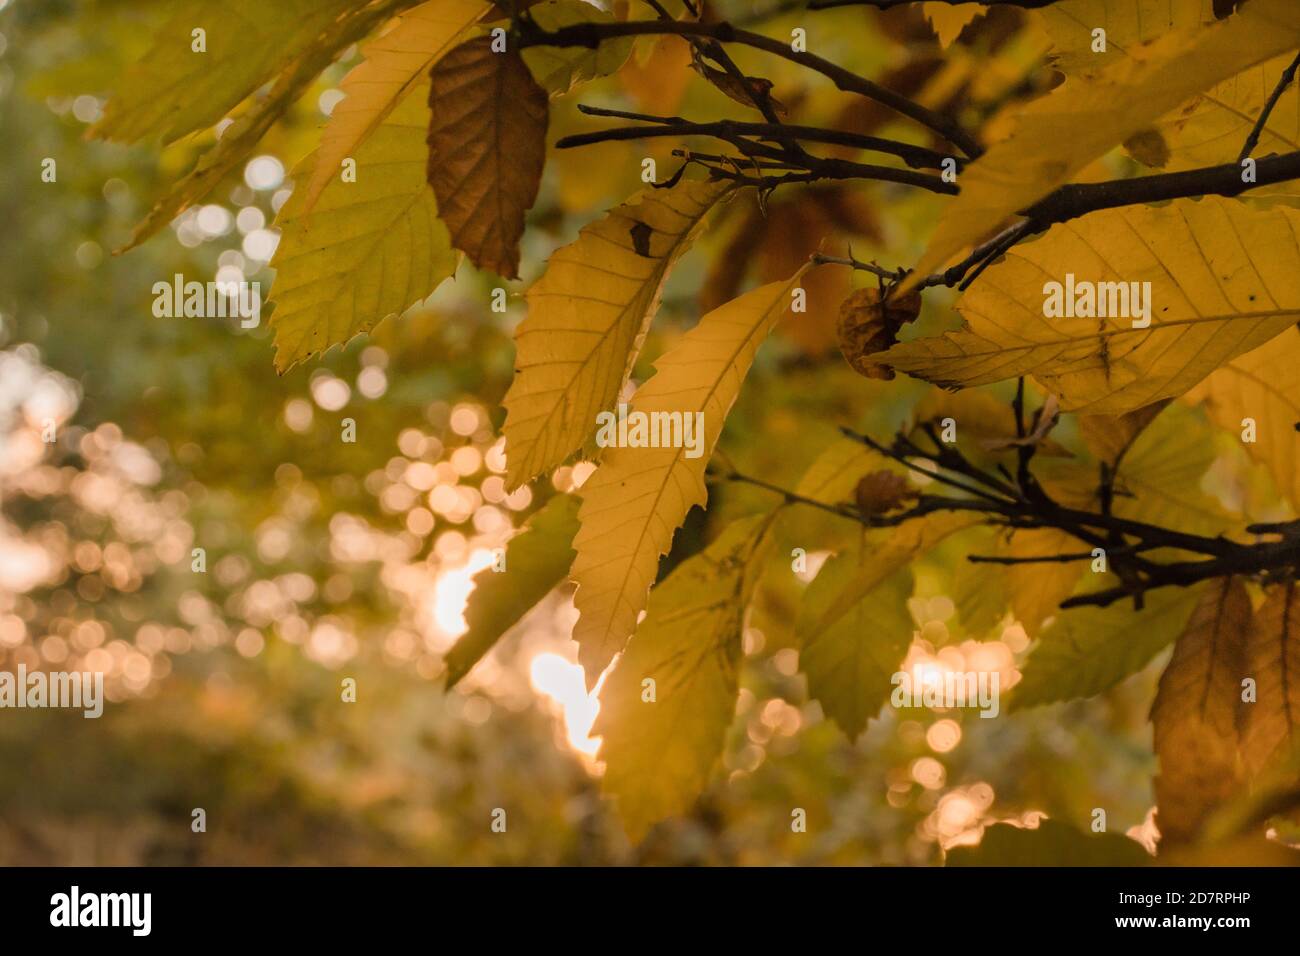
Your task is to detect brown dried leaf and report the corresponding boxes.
[854,470,918,516]
[1151,577,1250,845]
[690,50,787,117]
[835,286,922,380]
[426,37,548,278]
[1241,581,1300,778]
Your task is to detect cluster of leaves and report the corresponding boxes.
[81,0,1300,858]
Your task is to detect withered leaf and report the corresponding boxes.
[835,286,922,380]
[690,49,787,117]
[854,470,918,516]
[427,36,548,279]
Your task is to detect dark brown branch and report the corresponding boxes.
[565,105,956,169]
[514,17,983,158]
[1021,151,1300,226]
[1238,50,1300,163]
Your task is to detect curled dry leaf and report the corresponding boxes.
[426,36,548,279]
[835,286,922,380]
[854,470,918,516]
[690,49,787,117]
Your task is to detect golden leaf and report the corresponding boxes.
[570,266,810,686]
[501,180,731,490]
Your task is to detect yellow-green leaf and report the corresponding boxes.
[302,0,491,216]
[1004,527,1084,636]
[798,512,976,642]
[571,266,809,686]
[1013,582,1203,709]
[885,197,1300,415]
[502,180,731,490]
[116,2,391,251]
[594,511,775,842]
[792,435,881,506]
[444,493,580,688]
[522,1,635,96]
[268,79,457,372]
[91,0,357,144]
[797,542,914,740]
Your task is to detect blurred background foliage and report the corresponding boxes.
[0,0,1206,864]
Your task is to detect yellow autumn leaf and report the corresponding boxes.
[1004,527,1083,636]
[594,511,775,842]
[1191,325,1300,509]
[884,197,1300,415]
[301,0,490,216]
[902,0,1300,290]
[1151,577,1250,845]
[923,2,986,49]
[1150,53,1300,198]
[91,0,357,144]
[1038,402,1232,537]
[570,266,810,686]
[268,79,457,372]
[792,435,881,506]
[1038,0,1216,76]
[501,179,731,490]
[1077,399,1170,465]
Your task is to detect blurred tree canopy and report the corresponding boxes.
[2,0,1300,865]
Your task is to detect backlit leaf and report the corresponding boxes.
[1013,582,1203,709]
[1240,582,1300,777]
[444,493,580,688]
[268,79,458,372]
[502,180,732,490]
[303,0,491,216]
[594,511,775,841]
[885,197,1300,415]
[571,267,809,686]
[903,0,1300,289]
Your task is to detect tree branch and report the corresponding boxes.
[1238,50,1300,163]
[562,105,956,170]
[514,17,983,158]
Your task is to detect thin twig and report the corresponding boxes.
[1238,51,1300,164]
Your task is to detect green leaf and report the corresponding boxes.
[444,494,580,688]
[1013,583,1204,709]
[946,819,1150,866]
[594,511,775,841]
